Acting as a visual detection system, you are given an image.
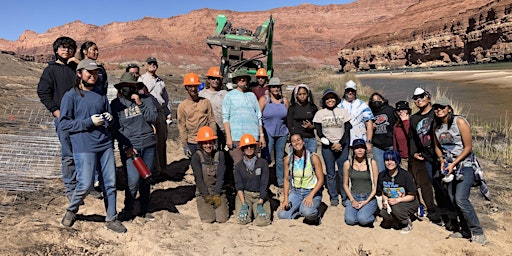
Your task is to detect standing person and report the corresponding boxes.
[126,64,140,78]
[433,98,487,245]
[313,89,351,206]
[138,57,171,173]
[286,84,318,153]
[377,150,419,234]
[111,72,158,221]
[368,92,396,172]
[278,133,324,225]
[342,139,378,227]
[259,77,289,188]
[191,126,229,223]
[252,68,269,100]
[178,73,216,157]
[37,36,78,202]
[338,80,374,151]
[59,60,126,233]
[199,66,228,149]
[408,87,446,226]
[234,134,271,226]
[222,69,265,165]
[78,41,108,94]
[393,101,412,169]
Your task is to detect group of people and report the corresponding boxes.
[37,36,487,245]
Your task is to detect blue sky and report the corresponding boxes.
[1,0,354,41]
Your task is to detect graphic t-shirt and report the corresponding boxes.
[313,108,350,144]
[377,168,416,198]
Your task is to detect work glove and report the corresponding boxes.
[183,146,192,158]
[256,203,267,219]
[101,112,113,122]
[238,203,249,222]
[203,194,214,205]
[91,114,104,126]
[213,195,222,209]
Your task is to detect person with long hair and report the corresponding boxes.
[259,77,289,188]
[59,60,126,233]
[286,84,318,153]
[432,97,487,245]
[393,101,412,169]
[368,92,396,172]
[342,139,378,227]
[77,41,108,94]
[278,133,324,225]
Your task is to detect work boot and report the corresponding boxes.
[104,220,127,233]
[61,211,76,227]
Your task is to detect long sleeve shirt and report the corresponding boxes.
[191,150,226,196]
[234,157,269,199]
[222,90,262,141]
[138,73,170,116]
[37,61,77,114]
[393,120,410,158]
[177,97,216,146]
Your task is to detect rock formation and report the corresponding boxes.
[338,0,512,72]
[0,1,416,68]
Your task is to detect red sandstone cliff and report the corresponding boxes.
[0,1,417,68]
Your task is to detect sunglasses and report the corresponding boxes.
[412,93,428,101]
[242,145,257,150]
[433,104,448,110]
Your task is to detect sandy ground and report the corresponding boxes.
[356,69,512,88]
[0,134,511,256]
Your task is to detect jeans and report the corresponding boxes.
[372,146,393,173]
[267,135,287,187]
[321,145,347,203]
[124,145,155,214]
[68,147,118,221]
[54,118,76,198]
[448,166,484,236]
[278,187,322,220]
[303,137,318,153]
[344,192,377,226]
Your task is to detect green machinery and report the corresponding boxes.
[206,14,275,88]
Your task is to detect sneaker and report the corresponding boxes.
[400,219,413,234]
[472,234,488,245]
[330,200,339,207]
[143,213,155,221]
[61,211,76,227]
[450,232,471,239]
[104,220,127,233]
[88,190,103,199]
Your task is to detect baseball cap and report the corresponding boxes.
[76,59,100,71]
[351,139,366,149]
[345,80,357,90]
[146,57,158,64]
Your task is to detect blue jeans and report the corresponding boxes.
[54,118,76,198]
[372,146,393,173]
[321,145,348,203]
[344,192,377,226]
[267,135,287,187]
[124,145,156,214]
[278,187,322,220]
[303,137,318,153]
[448,166,484,235]
[68,147,118,221]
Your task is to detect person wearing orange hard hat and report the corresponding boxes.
[178,73,216,158]
[199,67,228,149]
[190,126,229,223]
[233,134,271,226]
[252,67,269,100]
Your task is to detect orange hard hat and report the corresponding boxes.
[196,126,218,142]
[206,66,222,78]
[255,68,268,78]
[182,72,202,86]
[238,134,259,149]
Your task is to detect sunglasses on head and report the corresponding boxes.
[412,93,428,101]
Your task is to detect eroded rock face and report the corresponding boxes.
[338,0,512,72]
[0,1,416,68]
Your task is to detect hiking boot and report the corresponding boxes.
[400,218,413,234]
[104,220,127,233]
[472,234,488,245]
[88,190,103,199]
[143,213,155,221]
[61,211,76,227]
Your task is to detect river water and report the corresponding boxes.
[359,64,512,124]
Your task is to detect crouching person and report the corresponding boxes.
[377,150,419,234]
[191,126,229,223]
[278,133,324,225]
[234,134,271,226]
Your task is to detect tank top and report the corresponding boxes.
[349,167,372,194]
[262,97,288,136]
[289,150,317,189]
[435,116,473,167]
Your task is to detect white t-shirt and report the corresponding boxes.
[313,108,350,143]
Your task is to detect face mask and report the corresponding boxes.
[120,87,137,98]
[370,101,384,111]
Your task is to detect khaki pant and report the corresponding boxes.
[235,191,271,226]
[196,194,229,223]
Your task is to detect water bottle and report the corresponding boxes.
[132,154,152,179]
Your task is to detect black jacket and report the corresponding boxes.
[37,61,77,114]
